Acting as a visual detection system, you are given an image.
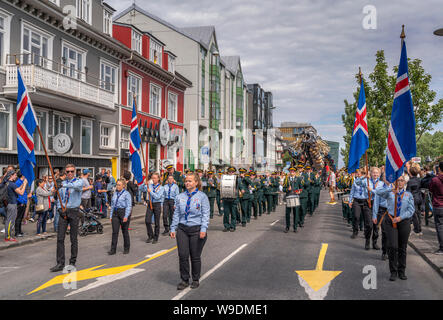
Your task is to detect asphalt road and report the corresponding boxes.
[0,191,442,300]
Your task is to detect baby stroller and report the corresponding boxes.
[79,208,104,236]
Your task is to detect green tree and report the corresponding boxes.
[416,131,443,161]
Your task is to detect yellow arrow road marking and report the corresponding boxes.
[27,246,177,295]
[295,243,342,292]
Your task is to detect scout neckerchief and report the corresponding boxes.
[185,188,199,221]
[396,190,405,217]
[114,189,125,211]
[63,178,77,208]
[152,183,160,193]
[168,183,172,199]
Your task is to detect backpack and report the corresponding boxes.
[0,181,9,207]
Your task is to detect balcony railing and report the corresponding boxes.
[5,54,115,110]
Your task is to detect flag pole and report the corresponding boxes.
[393,25,406,229]
[133,94,152,210]
[15,59,65,213]
[359,67,372,208]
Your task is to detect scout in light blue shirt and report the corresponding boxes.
[164,182,179,200]
[349,176,369,203]
[110,189,132,219]
[370,178,388,220]
[56,177,84,209]
[372,184,415,221]
[148,183,165,203]
[170,190,210,233]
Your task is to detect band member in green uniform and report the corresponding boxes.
[202,171,217,219]
[264,172,274,214]
[271,172,279,212]
[238,168,250,227]
[298,164,309,227]
[215,170,223,216]
[283,168,301,233]
[313,170,322,211]
[162,165,184,192]
[305,166,315,215]
[249,171,260,219]
[222,167,239,232]
[257,174,265,216]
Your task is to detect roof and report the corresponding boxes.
[179,26,216,49]
[280,122,314,128]
[114,4,214,50]
[103,2,116,12]
[221,56,240,74]
[113,22,166,46]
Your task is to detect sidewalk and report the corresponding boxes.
[408,216,443,278]
[0,203,148,251]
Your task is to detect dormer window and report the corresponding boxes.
[150,40,162,66]
[168,55,175,73]
[132,30,142,54]
[76,0,91,24]
[103,10,113,36]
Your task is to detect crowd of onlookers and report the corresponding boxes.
[0,166,129,241]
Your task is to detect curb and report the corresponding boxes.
[0,213,146,251]
[408,239,443,278]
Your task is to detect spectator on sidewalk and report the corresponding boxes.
[94,175,108,218]
[106,169,116,206]
[3,170,28,242]
[407,164,423,236]
[80,169,93,226]
[35,179,54,236]
[15,171,28,237]
[429,162,443,255]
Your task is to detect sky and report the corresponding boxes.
[108,0,443,167]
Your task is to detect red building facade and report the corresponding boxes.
[113,23,191,174]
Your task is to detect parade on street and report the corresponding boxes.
[0,0,442,313]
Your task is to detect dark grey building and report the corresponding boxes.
[0,0,127,177]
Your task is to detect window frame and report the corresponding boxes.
[100,123,116,149]
[100,58,118,94]
[149,39,162,66]
[149,83,162,117]
[33,108,49,153]
[76,0,92,25]
[61,40,87,81]
[0,9,12,68]
[103,9,113,36]
[80,118,93,155]
[52,112,73,137]
[127,72,142,110]
[0,101,13,150]
[132,30,142,55]
[21,21,54,68]
[167,91,178,122]
[120,128,130,150]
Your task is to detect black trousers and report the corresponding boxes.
[373,206,387,253]
[352,199,371,237]
[411,202,422,234]
[163,199,175,231]
[384,217,411,275]
[56,208,79,266]
[176,224,207,282]
[145,202,162,240]
[111,208,130,251]
[15,204,26,235]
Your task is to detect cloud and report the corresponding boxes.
[109,0,443,167]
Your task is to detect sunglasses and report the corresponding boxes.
[66,170,75,173]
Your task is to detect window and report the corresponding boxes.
[100,60,116,93]
[132,30,142,54]
[81,119,92,155]
[61,42,86,80]
[168,92,177,122]
[100,124,116,149]
[103,10,112,35]
[0,102,11,149]
[22,24,52,68]
[121,129,130,149]
[0,11,12,67]
[76,0,91,24]
[149,40,162,65]
[33,110,47,152]
[150,84,161,116]
[127,74,141,109]
[168,55,175,73]
[53,114,72,137]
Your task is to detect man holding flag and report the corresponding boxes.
[371,31,416,281]
[129,97,144,186]
[347,74,372,250]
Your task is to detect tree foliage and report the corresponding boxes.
[341,50,443,169]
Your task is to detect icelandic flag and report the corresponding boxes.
[16,67,37,185]
[385,41,416,183]
[129,98,144,185]
[347,79,369,173]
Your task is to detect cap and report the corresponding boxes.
[239,168,247,173]
[207,171,214,175]
[83,169,90,175]
[195,169,203,173]
[289,167,296,171]
[227,167,236,173]
[166,164,174,170]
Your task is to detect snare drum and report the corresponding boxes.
[286,195,300,208]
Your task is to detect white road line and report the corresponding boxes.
[172,243,248,300]
[145,249,168,258]
[270,220,279,226]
